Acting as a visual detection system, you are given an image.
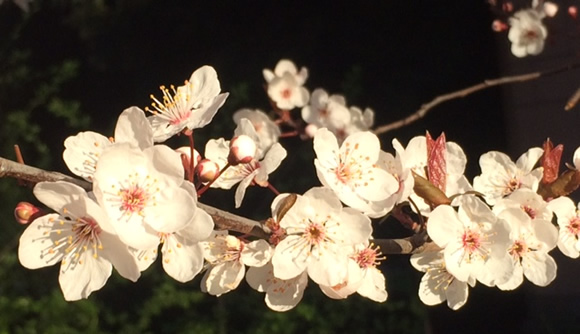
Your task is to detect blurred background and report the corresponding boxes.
[1,0,580,333]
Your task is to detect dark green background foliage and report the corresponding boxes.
[3,1,574,333]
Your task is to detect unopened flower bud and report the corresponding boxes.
[304,124,319,138]
[491,20,508,32]
[14,202,40,225]
[502,2,513,12]
[224,235,241,250]
[228,135,256,165]
[196,159,220,183]
[543,2,558,17]
[569,6,578,19]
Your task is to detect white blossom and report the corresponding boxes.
[18,181,140,301]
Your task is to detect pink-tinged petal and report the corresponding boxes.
[114,106,153,149]
[18,214,66,269]
[99,232,140,282]
[177,209,214,243]
[307,251,349,287]
[262,69,275,83]
[547,196,576,226]
[63,131,110,181]
[410,250,443,272]
[149,115,183,142]
[523,252,557,287]
[58,253,112,301]
[533,219,558,250]
[143,145,184,184]
[144,186,196,233]
[477,251,514,287]
[131,247,157,272]
[478,151,516,175]
[235,170,259,208]
[303,187,342,214]
[246,262,308,312]
[357,268,388,302]
[313,128,340,167]
[557,231,580,258]
[445,279,469,310]
[354,167,399,202]
[337,208,372,244]
[202,262,245,296]
[427,205,463,247]
[573,147,580,170]
[262,143,287,174]
[33,181,90,214]
[342,131,381,167]
[188,93,228,129]
[113,218,161,250]
[241,240,272,267]
[265,271,308,312]
[274,59,298,76]
[444,142,468,180]
[161,236,204,283]
[516,147,543,172]
[418,272,446,306]
[188,66,221,101]
[272,236,308,279]
[498,261,524,291]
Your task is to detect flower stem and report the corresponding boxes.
[197,162,230,197]
[266,182,280,195]
[187,130,195,183]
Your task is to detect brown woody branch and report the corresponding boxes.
[373,62,580,136]
[0,156,427,254]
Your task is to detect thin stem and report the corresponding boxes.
[187,130,195,183]
[373,61,580,135]
[266,182,280,195]
[197,162,230,197]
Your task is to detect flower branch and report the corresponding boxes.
[373,61,580,136]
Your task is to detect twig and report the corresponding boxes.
[0,156,428,254]
[373,62,580,136]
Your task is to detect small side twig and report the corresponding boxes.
[373,62,580,135]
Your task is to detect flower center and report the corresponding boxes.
[107,172,159,221]
[304,222,326,245]
[521,205,536,219]
[43,210,104,270]
[509,239,528,258]
[353,244,384,269]
[281,88,291,99]
[568,217,580,236]
[504,177,521,195]
[146,84,193,126]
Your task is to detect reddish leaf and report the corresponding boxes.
[426,131,447,193]
[541,138,563,184]
[538,169,580,200]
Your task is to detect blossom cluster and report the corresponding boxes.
[491,0,579,58]
[13,60,580,313]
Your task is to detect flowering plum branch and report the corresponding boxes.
[3,37,580,310]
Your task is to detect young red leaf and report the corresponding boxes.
[426,131,447,193]
[541,138,563,184]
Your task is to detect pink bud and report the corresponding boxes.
[196,159,220,183]
[491,20,508,32]
[544,2,558,17]
[14,202,40,225]
[304,124,319,138]
[502,2,513,12]
[228,135,256,165]
[175,146,201,179]
[569,6,578,19]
